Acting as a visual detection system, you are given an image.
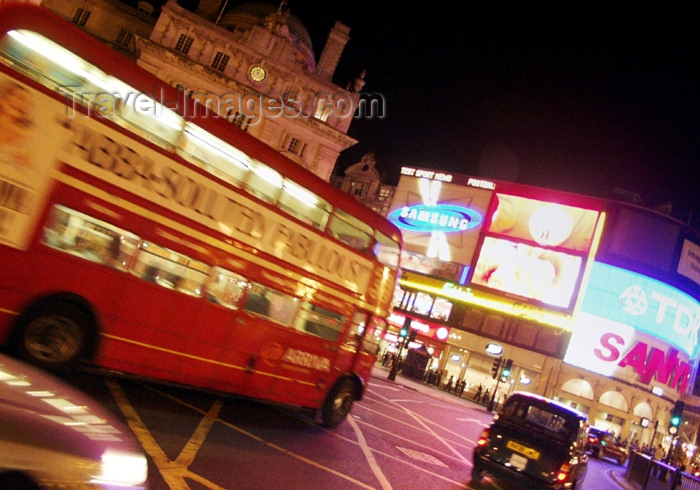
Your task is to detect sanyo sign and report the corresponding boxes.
[583,262,699,359]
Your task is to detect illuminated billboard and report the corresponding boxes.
[564,313,692,394]
[471,236,583,309]
[388,167,494,280]
[563,262,699,394]
[469,192,602,312]
[488,194,600,251]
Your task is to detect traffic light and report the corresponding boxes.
[669,400,685,435]
[491,357,502,379]
[501,359,513,380]
[399,317,411,339]
[407,329,418,343]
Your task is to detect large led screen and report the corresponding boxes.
[575,262,700,358]
[387,167,494,280]
[471,236,582,309]
[564,313,691,394]
[563,262,699,394]
[489,193,600,252]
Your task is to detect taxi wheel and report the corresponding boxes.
[471,466,484,486]
[321,378,355,427]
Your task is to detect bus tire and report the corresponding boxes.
[0,472,41,490]
[9,301,95,375]
[321,378,355,427]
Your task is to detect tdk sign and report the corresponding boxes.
[388,204,483,233]
[583,262,700,358]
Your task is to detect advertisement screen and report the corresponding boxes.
[578,262,700,358]
[563,261,699,395]
[489,193,600,252]
[471,236,582,309]
[564,312,691,394]
[388,167,494,280]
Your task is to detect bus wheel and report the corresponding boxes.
[0,472,41,490]
[321,378,355,427]
[11,302,92,374]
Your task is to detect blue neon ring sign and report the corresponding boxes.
[388,204,483,233]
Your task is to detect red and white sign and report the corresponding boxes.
[387,312,450,341]
[564,312,691,393]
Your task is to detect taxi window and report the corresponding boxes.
[504,399,577,442]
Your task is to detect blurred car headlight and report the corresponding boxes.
[92,449,148,488]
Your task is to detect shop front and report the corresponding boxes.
[437,329,548,404]
[379,312,448,379]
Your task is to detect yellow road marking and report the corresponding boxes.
[140,382,377,489]
[105,378,224,489]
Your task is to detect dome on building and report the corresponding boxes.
[219,2,315,70]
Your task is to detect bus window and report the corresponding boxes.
[361,316,387,356]
[180,123,250,187]
[205,267,247,309]
[243,283,271,315]
[244,282,299,326]
[294,303,345,341]
[42,205,139,270]
[373,231,401,269]
[345,311,368,349]
[0,30,184,147]
[0,29,83,93]
[131,241,209,297]
[277,179,331,230]
[245,159,282,204]
[327,209,373,252]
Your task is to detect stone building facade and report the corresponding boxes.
[41,0,363,181]
[331,152,395,216]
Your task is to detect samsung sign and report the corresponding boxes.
[582,262,700,358]
[387,204,483,233]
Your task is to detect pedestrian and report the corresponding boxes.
[482,389,490,404]
[655,444,665,461]
[631,439,639,452]
[444,375,454,392]
[474,384,482,401]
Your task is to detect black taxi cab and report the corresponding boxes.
[472,392,589,489]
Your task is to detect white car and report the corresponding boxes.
[0,353,148,489]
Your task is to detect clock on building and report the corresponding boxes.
[250,65,266,82]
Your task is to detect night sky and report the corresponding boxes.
[283,1,698,230]
[149,1,700,228]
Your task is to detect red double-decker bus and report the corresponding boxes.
[0,3,402,426]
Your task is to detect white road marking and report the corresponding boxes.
[348,414,394,489]
[373,390,471,464]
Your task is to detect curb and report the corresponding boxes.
[370,366,493,413]
[610,470,636,490]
